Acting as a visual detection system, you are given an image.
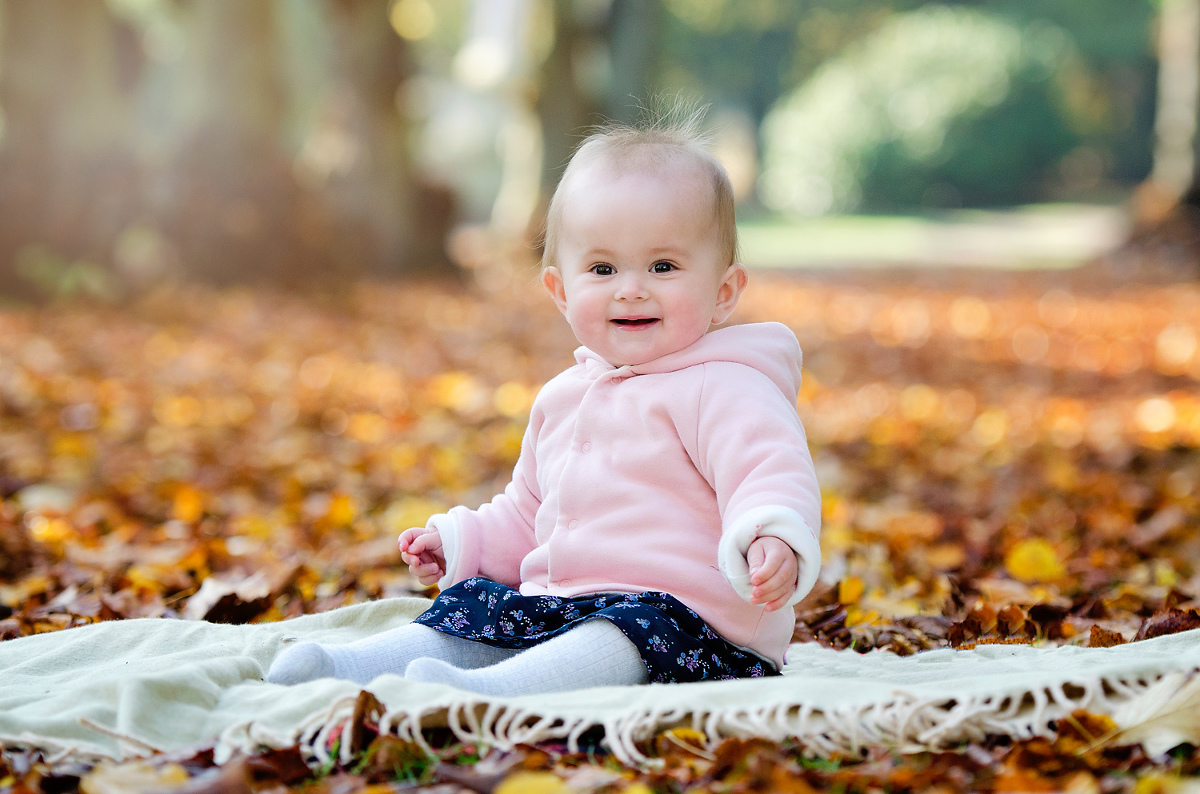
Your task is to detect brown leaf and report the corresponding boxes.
[1027,602,1069,628]
[1134,608,1200,641]
[0,617,22,640]
[159,756,254,794]
[243,748,312,785]
[1054,709,1117,754]
[354,736,431,786]
[348,689,385,756]
[963,603,998,636]
[183,572,273,624]
[1088,624,1127,648]
[997,604,1028,636]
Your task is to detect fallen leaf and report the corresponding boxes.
[1088,625,1127,647]
[78,761,189,794]
[1135,609,1200,641]
[1005,539,1067,584]
[183,572,272,623]
[494,770,567,794]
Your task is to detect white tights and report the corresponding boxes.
[266,619,648,695]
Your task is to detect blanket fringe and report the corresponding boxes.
[283,670,1177,769]
[77,718,163,757]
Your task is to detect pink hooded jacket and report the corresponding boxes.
[429,321,822,667]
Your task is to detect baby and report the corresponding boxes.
[267,109,822,695]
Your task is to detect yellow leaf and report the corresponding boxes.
[27,516,75,547]
[663,727,706,746]
[1004,539,1066,583]
[173,485,205,523]
[381,497,446,534]
[1134,773,1182,794]
[493,381,536,418]
[80,762,189,794]
[845,607,880,627]
[325,492,355,526]
[494,771,567,794]
[655,726,710,757]
[125,564,167,593]
[838,576,864,604]
[358,785,402,794]
[346,412,388,444]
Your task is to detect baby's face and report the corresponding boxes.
[543,161,746,367]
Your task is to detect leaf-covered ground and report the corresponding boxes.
[3,267,1200,793]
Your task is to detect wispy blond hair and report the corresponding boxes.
[541,100,739,271]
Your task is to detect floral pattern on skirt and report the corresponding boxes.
[412,577,779,684]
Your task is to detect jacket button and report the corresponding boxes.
[560,579,572,587]
[568,519,580,530]
[581,441,592,453]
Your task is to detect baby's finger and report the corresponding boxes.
[751,569,788,598]
[749,550,784,586]
[761,592,791,612]
[412,533,443,557]
[414,559,441,577]
[753,578,793,607]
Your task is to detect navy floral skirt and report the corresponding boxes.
[412,577,779,684]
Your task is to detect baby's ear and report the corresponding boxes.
[712,262,748,324]
[541,266,569,315]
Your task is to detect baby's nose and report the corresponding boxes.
[613,272,648,298]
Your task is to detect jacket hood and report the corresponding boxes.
[573,322,803,400]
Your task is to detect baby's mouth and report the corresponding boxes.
[611,317,659,327]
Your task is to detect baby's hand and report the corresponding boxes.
[746,536,798,612]
[398,526,445,587]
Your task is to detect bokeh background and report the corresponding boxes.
[0,0,1173,295]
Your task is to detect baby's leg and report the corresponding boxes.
[266,624,520,685]
[404,619,647,696]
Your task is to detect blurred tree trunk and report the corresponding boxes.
[1139,0,1200,218]
[535,0,662,222]
[0,0,447,294]
[154,0,298,283]
[608,0,664,125]
[0,0,142,296]
[322,0,441,276]
[157,0,443,284]
[1124,0,1200,275]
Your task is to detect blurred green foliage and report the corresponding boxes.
[761,7,1077,213]
[658,0,1155,213]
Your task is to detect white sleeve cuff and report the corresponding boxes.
[718,505,821,607]
[428,512,462,590]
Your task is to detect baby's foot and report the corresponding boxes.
[266,641,335,684]
[404,657,484,692]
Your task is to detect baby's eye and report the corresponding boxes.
[591,263,615,276]
[651,261,676,274]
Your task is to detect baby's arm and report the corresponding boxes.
[694,351,822,611]
[747,536,800,612]
[399,526,445,587]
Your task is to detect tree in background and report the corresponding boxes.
[761,6,1081,215]
[1136,0,1200,267]
[654,0,1156,215]
[0,0,449,298]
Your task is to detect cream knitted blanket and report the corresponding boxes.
[2,597,1199,767]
